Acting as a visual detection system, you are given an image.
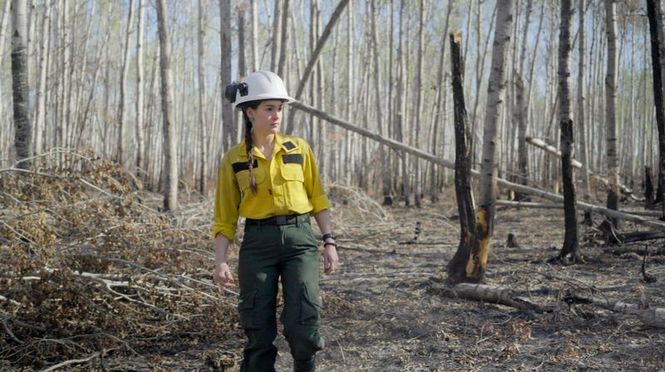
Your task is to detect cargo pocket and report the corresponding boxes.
[299,284,321,326]
[238,289,259,329]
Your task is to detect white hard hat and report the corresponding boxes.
[228,71,295,110]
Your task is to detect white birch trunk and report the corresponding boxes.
[11,0,32,168]
[33,1,49,156]
[156,0,178,211]
[117,0,135,167]
[136,0,145,171]
[476,0,514,280]
[605,0,619,220]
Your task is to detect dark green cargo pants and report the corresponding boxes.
[238,219,323,372]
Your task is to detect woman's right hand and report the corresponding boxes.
[214,262,235,290]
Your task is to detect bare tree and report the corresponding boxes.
[198,0,208,194]
[136,0,145,171]
[220,0,234,152]
[577,0,591,201]
[285,0,350,134]
[117,0,135,166]
[605,0,620,226]
[156,0,178,211]
[556,0,581,262]
[474,0,513,281]
[447,31,479,284]
[33,0,50,156]
[277,0,289,77]
[11,0,32,169]
[646,0,665,217]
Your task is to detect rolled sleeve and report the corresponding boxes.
[302,144,331,214]
[212,156,241,240]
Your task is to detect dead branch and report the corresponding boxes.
[292,101,665,230]
[496,200,562,209]
[39,352,101,372]
[1,315,24,343]
[605,246,665,256]
[565,294,665,328]
[526,137,638,197]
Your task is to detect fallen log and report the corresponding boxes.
[497,200,663,218]
[292,101,665,231]
[605,246,665,256]
[427,281,547,312]
[565,294,665,328]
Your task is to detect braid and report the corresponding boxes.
[243,112,258,194]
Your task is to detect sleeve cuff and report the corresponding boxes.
[310,195,331,214]
[212,224,236,241]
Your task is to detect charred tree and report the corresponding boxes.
[556,0,581,262]
[11,0,31,169]
[604,0,620,227]
[646,0,665,218]
[446,32,480,284]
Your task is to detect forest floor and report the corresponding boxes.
[1,158,665,371]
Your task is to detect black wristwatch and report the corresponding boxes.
[322,233,336,242]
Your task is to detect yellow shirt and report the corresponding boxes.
[212,133,331,240]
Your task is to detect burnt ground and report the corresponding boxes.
[297,192,665,371]
[1,164,664,371]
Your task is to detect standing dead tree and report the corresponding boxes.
[156,0,178,211]
[446,32,479,284]
[11,0,31,169]
[605,0,620,226]
[646,0,665,218]
[475,0,513,282]
[556,0,581,262]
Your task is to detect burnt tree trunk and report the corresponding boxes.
[11,0,31,169]
[646,0,665,218]
[556,0,581,262]
[645,166,655,209]
[446,32,479,284]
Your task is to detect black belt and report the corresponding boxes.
[245,213,310,226]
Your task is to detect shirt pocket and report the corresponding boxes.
[236,165,266,193]
[281,163,305,183]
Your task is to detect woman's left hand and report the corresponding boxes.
[323,244,339,274]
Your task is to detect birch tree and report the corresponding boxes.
[473,0,513,281]
[556,0,581,261]
[285,0,350,134]
[577,0,590,201]
[156,0,178,211]
[136,0,145,171]
[605,0,619,226]
[198,0,208,194]
[220,0,234,152]
[118,0,135,166]
[11,0,31,169]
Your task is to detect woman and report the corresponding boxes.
[212,71,338,372]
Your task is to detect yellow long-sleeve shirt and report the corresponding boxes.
[212,133,331,240]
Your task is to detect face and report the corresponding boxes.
[246,100,284,137]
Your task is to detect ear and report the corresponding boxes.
[245,107,255,121]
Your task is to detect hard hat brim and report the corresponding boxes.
[234,94,296,110]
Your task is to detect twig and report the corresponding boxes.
[1,315,23,343]
[0,220,38,246]
[39,352,101,372]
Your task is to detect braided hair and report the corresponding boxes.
[225,81,260,194]
[242,107,259,194]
